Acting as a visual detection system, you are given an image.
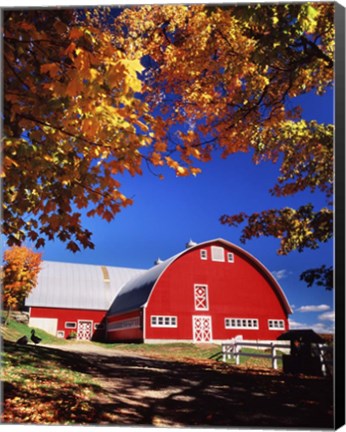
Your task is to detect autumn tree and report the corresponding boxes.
[3,4,334,287]
[2,246,42,325]
[114,3,334,289]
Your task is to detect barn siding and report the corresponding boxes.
[106,309,143,342]
[29,307,107,340]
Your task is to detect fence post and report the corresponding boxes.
[319,344,327,376]
[235,343,240,365]
[271,343,278,369]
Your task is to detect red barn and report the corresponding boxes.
[25,261,145,340]
[106,238,292,343]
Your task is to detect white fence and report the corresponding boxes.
[221,340,289,370]
[221,339,333,375]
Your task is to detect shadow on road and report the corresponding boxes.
[2,341,334,428]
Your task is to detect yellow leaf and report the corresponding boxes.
[176,166,189,176]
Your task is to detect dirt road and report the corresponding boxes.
[43,342,334,428]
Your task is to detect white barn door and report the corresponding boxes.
[193,316,212,343]
[77,320,93,340]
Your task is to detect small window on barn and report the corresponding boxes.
[225,318,259,329]
[268,319,285,330]
[57,331,65,338]
[227,253,234,263]
[194,284,209,310]
[65,322,76,329]
[200,249,208,260]
[211,246,225,262]
[151,316,178,328]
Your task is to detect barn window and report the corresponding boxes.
[211,246,225,262]
[57,331,65,338]
[65,322,76,329]
[268,319,285,330]
[225,318,259,329]
[151,316,178,328]
[194,284,209,310]
[200,249,208,260]
[227,253,234,263]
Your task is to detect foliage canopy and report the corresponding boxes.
[3,4,334,286]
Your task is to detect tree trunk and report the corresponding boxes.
[4,307,12,326]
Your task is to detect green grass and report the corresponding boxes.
[1,318,68,345]
[96,341,223,361]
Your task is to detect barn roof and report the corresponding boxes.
[108,238,293,316]
[107,255,177,315]
[25,261,146,311]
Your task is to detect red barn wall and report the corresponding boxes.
[29,306,107,340]
[107,310,143,342]
[144,242,289,342]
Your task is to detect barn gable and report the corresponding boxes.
[107,238,292,318]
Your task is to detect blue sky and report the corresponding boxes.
[36,86,335,334]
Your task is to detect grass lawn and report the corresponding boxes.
[96,341,283,369]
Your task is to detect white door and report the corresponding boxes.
[29,317,58,336]
[77,320,93,340]
[193,316,212,343]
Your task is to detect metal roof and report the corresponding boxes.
[108,238,293,316]
[25,261,146,311]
